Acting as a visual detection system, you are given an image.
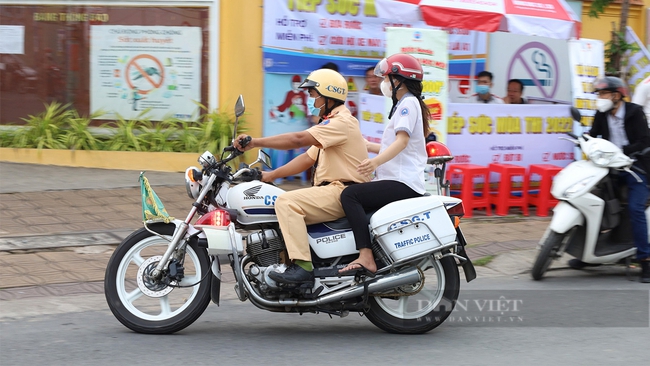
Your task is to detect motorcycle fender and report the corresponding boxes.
[549,201,584,234]
[455,227,477,282]
[210,256,221,306]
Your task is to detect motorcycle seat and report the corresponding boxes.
[322,211,376,231]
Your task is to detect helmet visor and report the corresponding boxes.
[374,58,389,77]
[299,78,319,89]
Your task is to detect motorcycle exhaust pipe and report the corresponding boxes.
[240,263,422,308]
[310,266,422,306]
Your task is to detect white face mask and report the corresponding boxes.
[596,98,614,113]
[380,79,392,97]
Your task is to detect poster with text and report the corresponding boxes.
[386,27,449,143]
[90,25,202,121]
[446,103,575,184]
[625,26,650,95]
[262,0,485,77]
[568,38,604,158]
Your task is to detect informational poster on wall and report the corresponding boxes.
[0,25,24,54]
[90,25,202,121]
[567,38,604,158]
[488,32,572,104]
[261,0,485,77]
[445,104,575,174]
[385,27,449,143]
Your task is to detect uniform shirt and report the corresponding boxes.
[607,103,629,150]
[375,93,427,194]
[305,105,369,186]
[632,75,650,125]
[467,93,504,104]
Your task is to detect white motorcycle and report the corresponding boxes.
[531,129,650,280]
[104,95,476,334]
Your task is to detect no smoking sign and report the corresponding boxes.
[507,42,559,100]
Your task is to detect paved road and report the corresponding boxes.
[1,274,648,365]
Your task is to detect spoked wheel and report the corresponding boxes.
[365,255,460,334]
[104,224,211,334]
[531,229,570,281]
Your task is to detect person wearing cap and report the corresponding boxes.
[576,76,650,283]
[234,68,369,285]
[338,53,430,274]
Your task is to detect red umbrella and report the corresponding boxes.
[376,0,580,39]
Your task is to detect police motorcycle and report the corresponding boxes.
[105,95,476,334]
[531,109,650,280]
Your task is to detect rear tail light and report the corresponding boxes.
[445,202,464,228]
[196,209,231,227]
[445,202,465,217]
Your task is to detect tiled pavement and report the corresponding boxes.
[0,162,550,301]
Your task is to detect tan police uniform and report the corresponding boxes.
[275,105,370,262]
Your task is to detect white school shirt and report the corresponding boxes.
[374,93,427,194]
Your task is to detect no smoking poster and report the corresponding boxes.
[90,26,202,120]
[488,33,572,104]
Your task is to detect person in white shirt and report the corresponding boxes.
[338,53,429,274]
[467,70,504,104]
[631,75,650,125]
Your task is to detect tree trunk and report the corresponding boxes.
[611,0,631,76]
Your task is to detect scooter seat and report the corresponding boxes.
[322,211,376,231]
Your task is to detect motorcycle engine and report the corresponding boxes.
[246,229,285,267]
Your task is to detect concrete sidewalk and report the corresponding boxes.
[0,162,552,298]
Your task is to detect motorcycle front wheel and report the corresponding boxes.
[104,223,212,334]
[365,255,460,334]
[531,229,568,280]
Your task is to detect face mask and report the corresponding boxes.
[307,96,322,116]
[380,79,392,97]
[476,85,490,95]
[596,98,614,113]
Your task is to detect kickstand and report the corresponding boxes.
[626,257,633,281]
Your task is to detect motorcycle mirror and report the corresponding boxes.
[232,95,245,146]
[570,107,581,123]
[258,150,272,169]
[234,95,245,117]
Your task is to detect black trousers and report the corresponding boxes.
[340,180,422,250]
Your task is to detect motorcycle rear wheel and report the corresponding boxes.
[365,256,460,334]
[104,223,212,334]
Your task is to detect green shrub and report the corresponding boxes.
[1,102,246,155]
[12,102,71,149]
[59,109,103,150]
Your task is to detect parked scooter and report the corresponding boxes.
[532,108,650,280]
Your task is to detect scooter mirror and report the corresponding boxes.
[570,107,581,123]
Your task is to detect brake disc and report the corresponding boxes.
[136,256,175,298]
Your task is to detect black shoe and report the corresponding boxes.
[268,263,314,284]
[641,261,650,283]
[568,259,601,270]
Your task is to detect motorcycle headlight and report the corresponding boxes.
[563,176,595,199]
[589,151,615,167]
